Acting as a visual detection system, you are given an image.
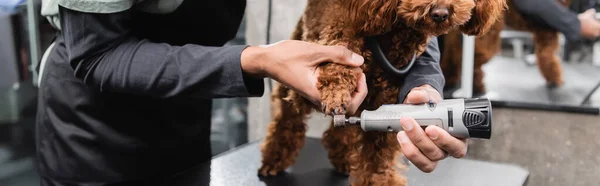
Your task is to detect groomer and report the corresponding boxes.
[37,0,467,185]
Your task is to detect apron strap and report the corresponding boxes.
[36,41,55,87]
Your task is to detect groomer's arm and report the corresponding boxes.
[60,6,263,98]
[512,0,600,41]
[396,37,467,173]
[397,37,444,103]
[59,6,366,108]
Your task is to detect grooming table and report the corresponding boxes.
[206,137,529,186]
[480,56,600,114]
[0,137,530,186]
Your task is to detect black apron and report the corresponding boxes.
[36,1,246,185]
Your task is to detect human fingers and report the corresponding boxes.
[584,8,596,16]
[425,126,468,158]
[400,117,447,162]
[347,73,368,115]
[404,84,442,104]
[421,84,443,101]
[404,88,430,104]
[302,68,322,107]
[579,9,596,20]
[317,45,364,67]
[593,21,600,37]
[397,131,438,173]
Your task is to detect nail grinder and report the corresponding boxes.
[333,98,492,139]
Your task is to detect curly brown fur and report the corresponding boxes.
[441,19,504,93]
[460,0,507,36]
[441,0,568,93]
[259,83,313,176]
[533,31,563,86]
[259,0,505,185]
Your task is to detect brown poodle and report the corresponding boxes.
[441,0,572,94]
[259,0,505,185]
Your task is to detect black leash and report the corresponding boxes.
[365,36,417,77]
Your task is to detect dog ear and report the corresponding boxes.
[345,0,402,36]
[459,0,507,36]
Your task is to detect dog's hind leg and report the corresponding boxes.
[533,31,564,87]
[258,83,313,176]
[348,132,406,186]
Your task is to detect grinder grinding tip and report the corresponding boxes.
[333,115,347,127]
[334,115,360,127]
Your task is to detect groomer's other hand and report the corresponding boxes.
[241,40,367,114]
[397,84,468,173]
[579,9,600,39]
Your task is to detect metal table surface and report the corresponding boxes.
[202,137,529,186]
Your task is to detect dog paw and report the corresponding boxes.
[320,91,351,115]
[258,164,285,176]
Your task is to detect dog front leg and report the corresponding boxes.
[440,29,464,89]
[258,83,312,176]
[473,20,503,94]
[441,20,503,95]
[317,63,362,115]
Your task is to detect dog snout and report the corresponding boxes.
[430,6,449,23]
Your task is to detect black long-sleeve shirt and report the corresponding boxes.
[512,0,583,41]
[399,36,445,102]
[37,1,264,184]
[36,0,445,185]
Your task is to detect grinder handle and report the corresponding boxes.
[360,103,447,132]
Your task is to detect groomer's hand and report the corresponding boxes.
[579,9,600,39]
[397,84,468,173]
[241,40,368,114]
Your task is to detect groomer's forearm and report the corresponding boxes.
[399,37,445,102]
[59,6,264,99]
[512,0,581,41]
[82,40,265,98]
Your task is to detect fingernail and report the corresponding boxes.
[400,117,413,131]
[397,132,409,144]
[428,129,438,140]
[352,53,364,64]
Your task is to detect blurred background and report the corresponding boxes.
[0,0,599,186]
